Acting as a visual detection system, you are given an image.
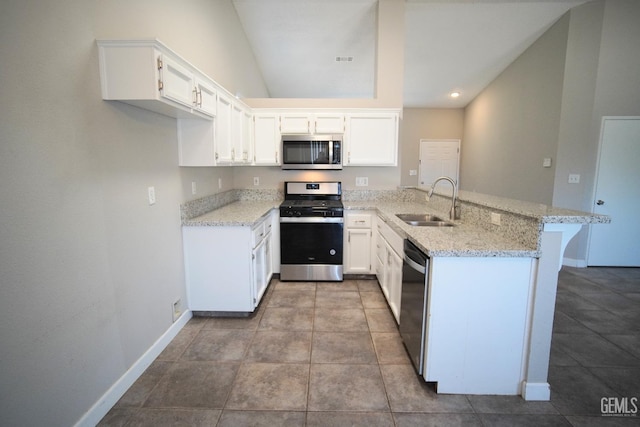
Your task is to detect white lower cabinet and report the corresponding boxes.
[252,214,273,304]
[344,211,375,274]
[183,212,274,312]
[375,215,403,323]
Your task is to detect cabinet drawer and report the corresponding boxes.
[346,213,372,228]
[378,216,403,255]
[252,221,266,248]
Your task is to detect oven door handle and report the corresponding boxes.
[280,217,344,224]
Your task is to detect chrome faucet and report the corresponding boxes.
[427,176,460,220]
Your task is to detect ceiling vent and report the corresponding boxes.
[335,56,354,62]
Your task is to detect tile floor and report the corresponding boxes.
[99,267,640,426]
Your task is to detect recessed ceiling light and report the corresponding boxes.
[450,91,461,99]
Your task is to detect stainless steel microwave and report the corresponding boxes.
[281,135,342,170]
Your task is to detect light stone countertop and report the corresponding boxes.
[344,201,538,258]
[182,191,608,258]
[183,201,280,226]
[455,190,610,224]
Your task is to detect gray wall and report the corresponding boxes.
[460,0,640,263]
[555,0,640,261]
[461,13,569,205]
[400,108,465,187]
[0,1,265,425]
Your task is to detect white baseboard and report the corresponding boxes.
[74,310,193,427]
[563,257,587,268]
[522,381,551,401]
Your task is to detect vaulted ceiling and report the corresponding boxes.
[232,0,590,108]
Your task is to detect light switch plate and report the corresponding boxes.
[148,186,156,205]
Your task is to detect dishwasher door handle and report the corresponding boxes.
[404,254,426,274]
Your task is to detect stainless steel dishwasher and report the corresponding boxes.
[399,239,430,375]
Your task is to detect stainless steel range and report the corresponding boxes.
[279,181,344,281]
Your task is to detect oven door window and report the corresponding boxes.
[283,141,331,165]
[280,222,343,264]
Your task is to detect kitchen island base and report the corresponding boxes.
[423,256,535,396]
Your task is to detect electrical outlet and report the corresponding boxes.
[172,299,181,322]
[147,186,156,205]
[491,212,501,226]
[568,174,580,184]
[543,157,552,168]
[253,177,260,186]
[191,181,197,195]
[355,177,369,187]
[409,169,417,176]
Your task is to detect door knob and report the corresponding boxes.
[596,200,605,205]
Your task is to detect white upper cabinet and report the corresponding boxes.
[232,103,252,164]
[193,75,217,117]
[314,113,345,134]
[98,40,399,167]
[177,119,215,167]
[344,112,399,166]
[215,93,234,165]
[160,54,195,107]
[280,114,311,134]
[97,39,216,119]
[279,112,345,135]
[253,113,281,165]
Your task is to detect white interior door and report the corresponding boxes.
[587,117,640,267]
[418,139,460,191]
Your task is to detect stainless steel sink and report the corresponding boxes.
[396,213,455,227]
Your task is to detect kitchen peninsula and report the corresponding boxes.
[181,187,609,400]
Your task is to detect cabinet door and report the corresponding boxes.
[280,114,311,134]
[388,248,402,323]
[253,114,281,165]
[265,231,273,281]
[194,77,217,117]
[345,228,372,274]
[241,109,253,163]
[231,104,243,163]
[232,105,251,164]
[314,114,344,134]
[160,54,194,107]
[345,113,398,166]
[215,94,233,164]
[375,228,385,285]
[252,238,267,308]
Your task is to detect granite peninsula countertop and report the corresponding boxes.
[345,201,538,258]
[181,189,609,258]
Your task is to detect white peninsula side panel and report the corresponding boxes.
[424,256,535,395]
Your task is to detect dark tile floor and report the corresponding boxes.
[99,267,640,426]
